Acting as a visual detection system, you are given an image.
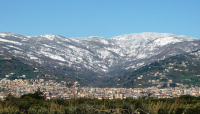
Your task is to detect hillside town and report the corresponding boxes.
[0,78,200,100]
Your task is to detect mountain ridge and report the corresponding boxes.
[0,32,200,86]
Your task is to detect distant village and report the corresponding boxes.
[0,78,200,100]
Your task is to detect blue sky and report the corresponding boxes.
[0,0,200,38]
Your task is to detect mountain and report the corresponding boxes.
[0,32,200,86]
[105,49,200,88]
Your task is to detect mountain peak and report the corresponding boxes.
[0,32,20,37]
[38,34,58,40]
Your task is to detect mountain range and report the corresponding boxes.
[0,32,200,86]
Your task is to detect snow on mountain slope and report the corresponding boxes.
[0,32,199,76]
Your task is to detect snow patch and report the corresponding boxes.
[153,37,181,46]
[30,56,38,60]
[0,33,7,37]
[7,45,22,50]
[39,35,57,40]
[0,38,22,45]
[39,51,66,62]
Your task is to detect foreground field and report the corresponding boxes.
[1,91,200,114]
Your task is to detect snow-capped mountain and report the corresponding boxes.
[0,32,200,76]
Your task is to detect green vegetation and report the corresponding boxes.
[0,56,101,86]
[0,57,44,79]
[105,50,200,88]
[2,92,200,114]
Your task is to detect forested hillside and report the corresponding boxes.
[105,49,200,88]
[0,57,43,79]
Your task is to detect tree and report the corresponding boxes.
[20,87,44,100]
[121,103,132,114]
[5,92,18,108]
[183,103,200,114]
